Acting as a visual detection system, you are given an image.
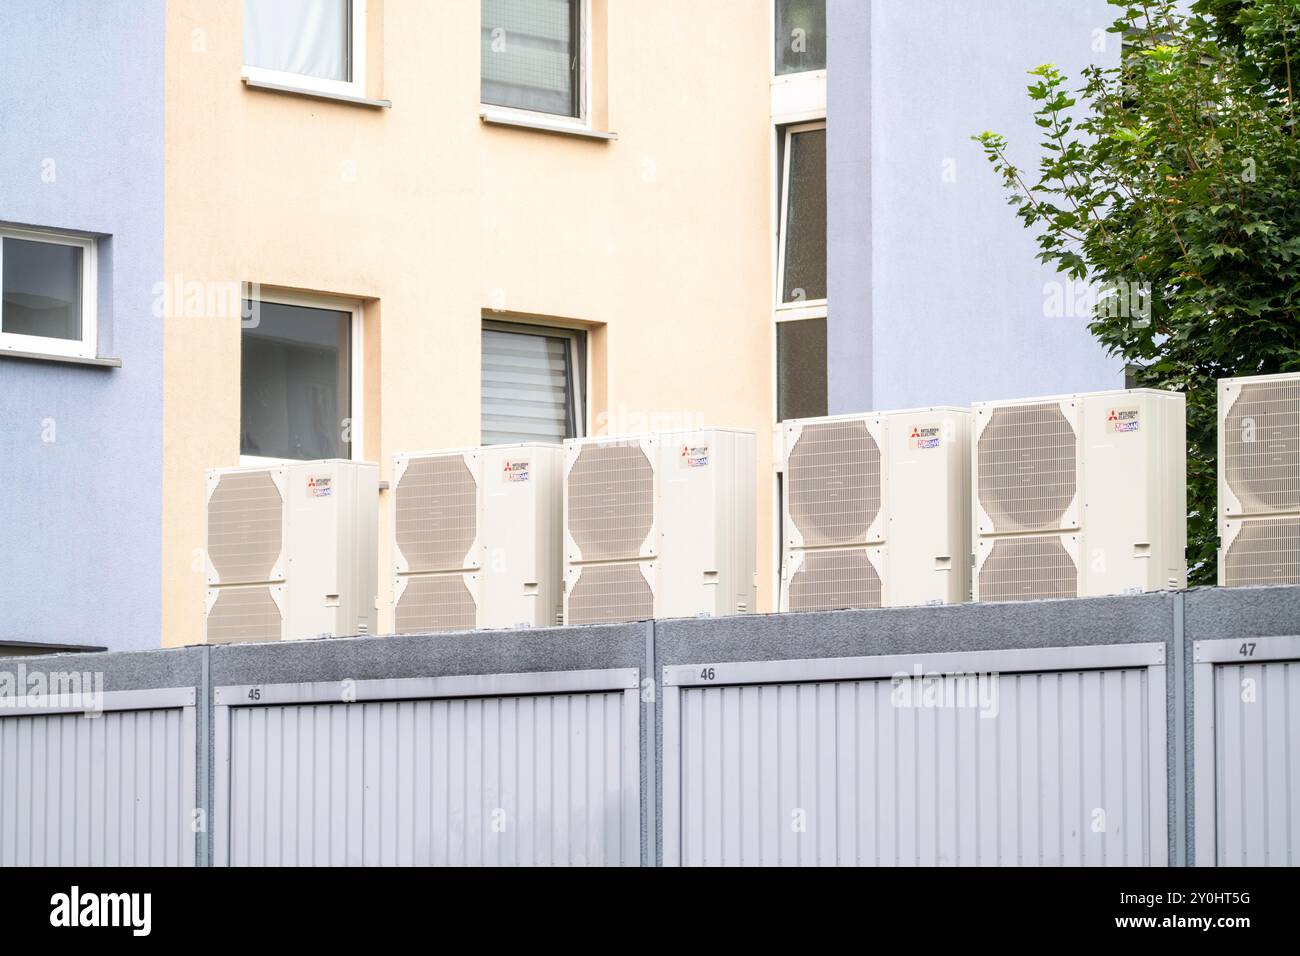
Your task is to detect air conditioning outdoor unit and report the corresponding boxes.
[392,443,564,633]
[1218,372,1300,587]
[563,428,756,625]
[778,408,971,612]
[205,459,378,643]
[971,388,1186,602]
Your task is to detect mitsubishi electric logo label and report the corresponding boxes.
[50,887,151,937]
[909,423,942,450]
[1107,406,1141,433]
[680,444,710,468]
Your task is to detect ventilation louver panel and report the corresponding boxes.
[566,443,654,561]
[787,420,881,546]
[788,548,882,612]
[1223,380,1300,515]
[1224,518,1300,587]
[567,563,654,625]
[978,536,1078,603]
[394,574,478,634]
[206,586,282,644]
[395,455,478,572]
[207,470,284,584]
[977,404,1077,533]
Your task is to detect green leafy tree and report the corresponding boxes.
[975,0,1300,584]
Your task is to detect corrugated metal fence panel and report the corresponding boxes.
[1194,637,1300,866]
[214,671,640,867]
[663,647,1168,867]
[0,690,197,867]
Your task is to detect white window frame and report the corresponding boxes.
[770,0,826,123]
[771,115,827,605]
[241,0,367,100]
[239,289,364,468]
[776,120,828,317]
[481,318,588,443]
[771,69,826,125]
[0,226,97,360]
[479,0,592,134]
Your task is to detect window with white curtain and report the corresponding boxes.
[0,227,97,360]
[243,0,365,97]
[481,0,583,118]
[481,321,586,445]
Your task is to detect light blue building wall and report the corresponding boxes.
[0,1,166,650]
[827,0,1125,414]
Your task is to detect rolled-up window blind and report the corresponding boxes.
[481,328,578,445]
[481,0,579,117]
[245,0,351,83]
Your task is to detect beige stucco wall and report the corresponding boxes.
[162,0,774,647]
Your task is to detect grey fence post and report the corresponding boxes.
[1172,591,1187,867]
[643,619,658,868]
[199,644,212,867]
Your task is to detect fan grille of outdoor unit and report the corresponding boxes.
[977,404,1077,532]
[567,563,654,625]
[207,471,283,584]
[206,586,281,644]
[1224,380,1300,514]
[978,536,1078,603]
[788,548,882,612]
[567,443,655,561]
[394,574,477,634]
[788,420,881,546]
[395,456,478,572]
[1224,518,1300,587]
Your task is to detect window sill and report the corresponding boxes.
[479,109,617,141]
[242,76,392,109]
[0,348,121,369]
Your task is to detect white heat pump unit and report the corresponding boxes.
[1218,372,1300,587]
[778,408,971,612]
[563,428,757,625]
[391,443,564,633]
[205,460,378,643]
[971,388,1186,603]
